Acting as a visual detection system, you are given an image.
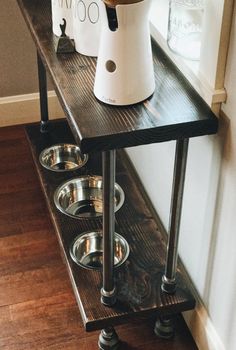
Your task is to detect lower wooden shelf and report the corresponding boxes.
[26,120,195,332]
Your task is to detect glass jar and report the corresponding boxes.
[167,0,205,60]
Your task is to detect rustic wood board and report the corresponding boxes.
[17,0,218,153]
[25,121,195,332]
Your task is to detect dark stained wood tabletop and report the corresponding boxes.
[17,0,218,153]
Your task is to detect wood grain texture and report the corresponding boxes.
[17,0,218,153]
[0,124,197,349]
[26,120,195,332]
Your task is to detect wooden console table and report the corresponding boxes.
[17,0,218,348]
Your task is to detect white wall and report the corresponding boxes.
[210,8,236,348]
[127,5,236,350]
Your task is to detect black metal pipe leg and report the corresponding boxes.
[101,150,117,306]
[154,316,175,339]
[161,139,189,294]
[98,327,120,350]
[37,51,49,133]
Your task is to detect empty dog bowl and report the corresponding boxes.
[54,175,125,218]
[39,144,88,172]
[70,230,130,270]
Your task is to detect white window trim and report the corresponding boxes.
[149,0,234,109]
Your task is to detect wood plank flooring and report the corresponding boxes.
[0,124,198,349]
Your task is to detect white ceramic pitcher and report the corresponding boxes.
[72,0,103,57]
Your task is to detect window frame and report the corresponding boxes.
[149,0,234,112]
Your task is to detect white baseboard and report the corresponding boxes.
[183,295,225,350]
[0,91,64,127]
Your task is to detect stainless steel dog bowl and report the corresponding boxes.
[54,175,125,218]
[70,231,130,270]
[39,144,88,172]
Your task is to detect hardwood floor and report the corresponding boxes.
[0,125,198,350]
